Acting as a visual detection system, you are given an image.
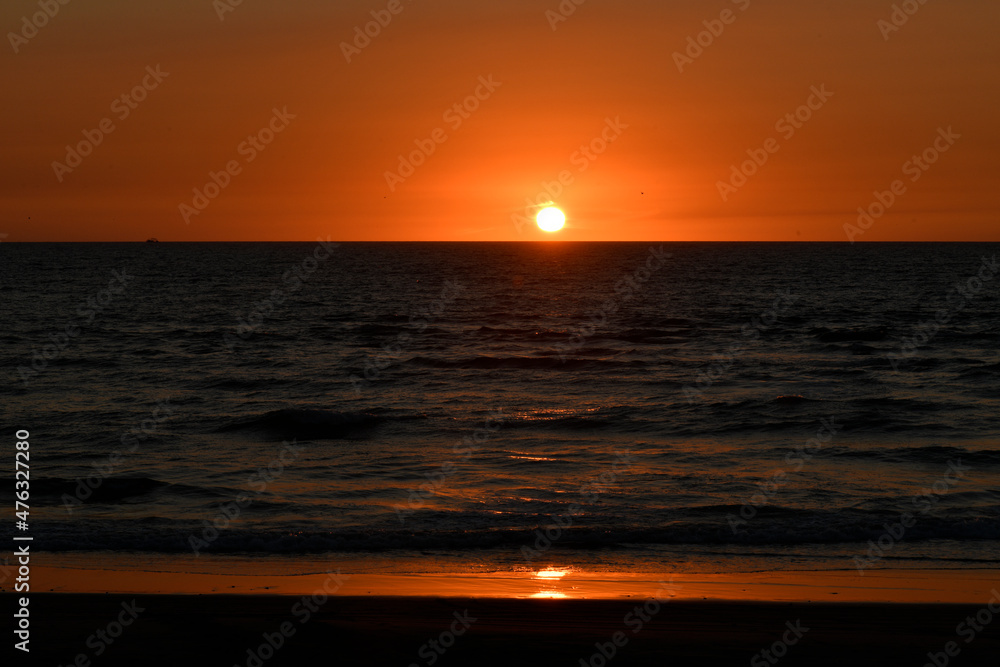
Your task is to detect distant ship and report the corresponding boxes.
[146,238,160,243]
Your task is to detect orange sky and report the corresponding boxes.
[2,0,997,241]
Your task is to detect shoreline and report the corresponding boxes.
[8,562,998,604]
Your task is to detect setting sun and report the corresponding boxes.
[536,207,566,232]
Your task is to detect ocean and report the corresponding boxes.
[2,242,999,577]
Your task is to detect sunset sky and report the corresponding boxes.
[2,0,997,241]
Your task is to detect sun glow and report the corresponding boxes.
[534,569,568,579]
[536,206,566,232]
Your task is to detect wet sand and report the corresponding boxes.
[7,567,1000,665]
[18,562,1000,604]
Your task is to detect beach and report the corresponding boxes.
[8,565,1000,665]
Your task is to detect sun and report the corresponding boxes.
[536,206,566,232]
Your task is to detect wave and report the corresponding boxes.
[824,445,1000,466]
[405,356,647,370]
[24,511,1000,554]
[611,329,692,344]
[958,362,1000,379]
[474,327,570,339]
[194,377,296,391]
[812,327,889,343]
[770,395,817,405]
[504,406,639,431]
[20,476,229,503]
[217,408,386,438]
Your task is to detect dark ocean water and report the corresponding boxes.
[1,242,998,574]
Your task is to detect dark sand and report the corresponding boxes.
[13,594,1000,666]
